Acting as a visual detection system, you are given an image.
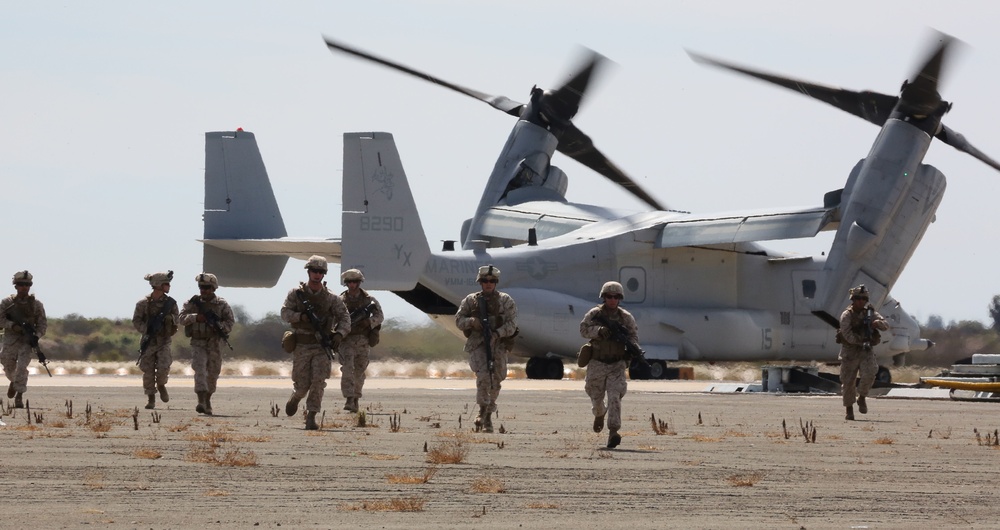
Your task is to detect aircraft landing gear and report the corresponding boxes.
[628,359,652,380]
[647,360,667,380]
[525,357,564,380]
[875,366,892,385]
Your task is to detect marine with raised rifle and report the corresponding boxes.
[178,273,234,416]
[280,256,350,430]
[455,265,517,433]
[132,270,178,410]
[837,284,889,421]
[579,281,641,448]
[338,268,384,413]
[0,270,49,408]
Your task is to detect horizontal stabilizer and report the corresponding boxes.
[204,245,286,288]
[202,238,342,261]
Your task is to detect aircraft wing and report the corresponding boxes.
[201,238,342,261]
[656,206,836,248]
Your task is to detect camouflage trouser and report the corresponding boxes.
[468,345,508,408]
[339,335,370,399]
[840,346,878,407]
[290,344,332,412]
[139,340,172,395]
[190,339,223,393]
[0,342,32,394]
[585,359,628,432]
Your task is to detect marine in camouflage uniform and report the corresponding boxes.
[178,273,235,416]
[132,271,179,410]
[579,281,639,448]
[455,265,517,433]
[838,284,889,421]
[281,256,351,430]
[338,268,384,413]
[0,271,47,408]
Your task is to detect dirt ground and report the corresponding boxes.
[1,376,998,529]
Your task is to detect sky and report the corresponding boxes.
[2,1,999,328]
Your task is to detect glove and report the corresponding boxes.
[598,326,612,339]
[331,333,343,350]
[300,313,311,323]
[470,319,482,330]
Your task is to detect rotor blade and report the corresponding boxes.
[936,124,1000,172]
[558,123,666,211]
[323,36,524,117]
[898,34,954,115]
[688,51,898,127]
[547,51,607,121]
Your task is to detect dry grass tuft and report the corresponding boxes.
[205,489,231,497]
[168,422,192,432]
[471,477,506,493]
[341,497,426,512]
[185,442,259,467]
[873,436,894,445]
[47,420,68,428]
[386,466,438,484]
[89,420,113,433]
[427,438,469,464]
[724,429,752,438]
[690,434,721,442]
[726,471,765,487]
[84,472,105,490]
[133,448,163,459]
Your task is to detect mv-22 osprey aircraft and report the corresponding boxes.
[201,32,998,381]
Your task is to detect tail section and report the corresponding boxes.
[341,132,430,290]
[203,130,288,286]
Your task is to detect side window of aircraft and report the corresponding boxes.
[801,280,817,299]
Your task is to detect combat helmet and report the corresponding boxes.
[849,284,870,301]
[476,264,500,283]
[196,273,219,290]
[341,268,365,284]
[12,270,32,286]
[600,281,624,299]
[305,255,328,272]
[145,270,173,287]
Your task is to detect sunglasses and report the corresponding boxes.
[199,285,214,290]
[14,283,31,287]
[603,294,623,300]
[852,296,869,301]
[480,279,498,284]
[345,279,361,284]
[308,269,327,275]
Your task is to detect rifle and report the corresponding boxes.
[189,296,233,350]
[137,297,177,365]
[295,289,334,361]
[349,300,378,326]
[5,312,52,377]
[478,295,495,389]
[591,312,648,366]
[862,305,876,351]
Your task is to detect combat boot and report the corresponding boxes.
[593,413,605,433]
[350,397,360,413]
[845,406,855,421]
[157,384,169,403]
[305,411,319,430]
[482,410,494,433]
[204,393,213,416]
[145,394,156,410]
[607,430,622,449]
[285,395,301,417]
[474,405,487,431]
[14,392,23,409]
[196,391,207,414]
[7,382,15,399]
[857,396,868,414]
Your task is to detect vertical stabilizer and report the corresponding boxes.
[342,132,430,290]
[202,130,288,286]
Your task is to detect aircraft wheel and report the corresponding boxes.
[525,357,544,380]
[545,358,564,380]
[629,359,651,380]
[875,366,892,384]
[648,360,666,380]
